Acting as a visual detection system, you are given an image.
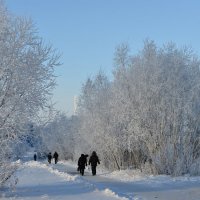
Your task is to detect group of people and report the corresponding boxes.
[47,151,59,164]
[34,151,59,164]
[34,150,100,176]
[78,151,100,176]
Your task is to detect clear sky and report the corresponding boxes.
[5,0,200,115]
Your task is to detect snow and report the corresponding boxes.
[1,156,200,200]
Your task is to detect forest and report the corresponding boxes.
[39,41,200,177]
[1,2,200,188]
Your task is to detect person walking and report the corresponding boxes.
[33,153,37,161]
[47,152,52,164]
[78,154,87,176]
[53,151,59,164]
[89,151,100,176]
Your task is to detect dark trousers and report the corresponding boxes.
[80,167,85,176]
[91,166,96,175]
[55,158,58,164]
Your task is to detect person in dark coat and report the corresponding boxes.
[89,151,100,175]
[34,153,37,161]
[53,151,59,164]
[78,154,87,176]
[47,152,52,164]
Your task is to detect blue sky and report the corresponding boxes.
[5,0,200,115]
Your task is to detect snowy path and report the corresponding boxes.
[0,161,127,200]
[53,161,200,200]
[1,159,200,200]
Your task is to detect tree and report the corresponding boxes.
[0,2,60,186]
[76,40,200,175]
[110,40,200,175]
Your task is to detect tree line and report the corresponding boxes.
[38,41,200,176]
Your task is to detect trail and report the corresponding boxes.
[51,161,200,200]
[0,160,127,200]
[1,157,200,200]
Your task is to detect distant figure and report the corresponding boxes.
[33,153,37,161]
[89,151,100,176]
[47,152,52,164]
[78,154,87,176]
[53,151,59,164]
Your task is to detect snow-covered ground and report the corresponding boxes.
[1,155,200,200]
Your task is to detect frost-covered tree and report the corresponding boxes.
[37,112,78,161]
[0,2,60,186]
[108,41,200,175]
[76,40,200,175]
[76,71,117,168]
